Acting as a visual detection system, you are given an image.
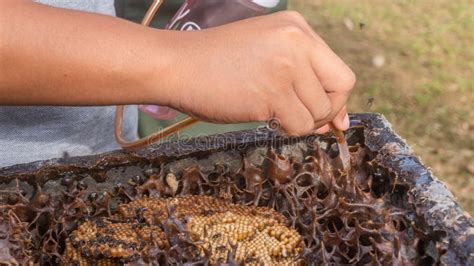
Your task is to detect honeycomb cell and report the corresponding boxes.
[187,211,303,265]
[70,218,167,262]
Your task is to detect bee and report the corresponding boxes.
[114,182,125,192]
[96,237,106,244]
[88,192,98,201]
[215,245,227,253]
[82,250,91,257]
[211,233,222,241]
[96,219,106,227]
[245,256,259,263]
[367,96,375,107]
[77,180,88,190]
[202,208,215,216]
[92,249,100,257]
[131,223,139,229]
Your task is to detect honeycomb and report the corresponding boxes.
[70,219,167,261]
[187,212,303,265]
[64,239,117,266]
[116,195,286,225]
[66,195,303,265]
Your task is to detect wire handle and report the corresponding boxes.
[114,0,200,150]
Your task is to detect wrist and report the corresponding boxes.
[138,30,186,107]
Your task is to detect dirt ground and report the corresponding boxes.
[289,0,473,214]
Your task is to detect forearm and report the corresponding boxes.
[0,3,356,134]
[0,0,176,106]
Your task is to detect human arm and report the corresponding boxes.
[0,0,355,135]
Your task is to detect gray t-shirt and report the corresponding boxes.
[0,0,138,167]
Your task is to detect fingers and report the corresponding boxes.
[277,11,356,123]
[314,124,330,134]
[280,11,356,95]
[307,23,355,113]
[331,106,350,131]
[326,90,350,122]
[247,11,354,135]
[295,36,353,131]
[277,68,347,135]
[274,89,315,136]
[310,44,354,95]
[306,37,354,126]
[274,11,355,128]
[293,63,333,128]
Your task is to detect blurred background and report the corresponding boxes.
[116,0,473,214]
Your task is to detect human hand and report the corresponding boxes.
[160,11,355,135]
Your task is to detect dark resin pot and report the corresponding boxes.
[0,113,472,265]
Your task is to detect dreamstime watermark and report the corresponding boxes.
[153,118,322,152]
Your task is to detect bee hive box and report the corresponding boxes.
[0,113,472,265]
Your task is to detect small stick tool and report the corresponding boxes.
[330,123,351,172]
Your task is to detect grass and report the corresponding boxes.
[289,0,473,214]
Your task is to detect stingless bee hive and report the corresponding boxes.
[0,113,472,265]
